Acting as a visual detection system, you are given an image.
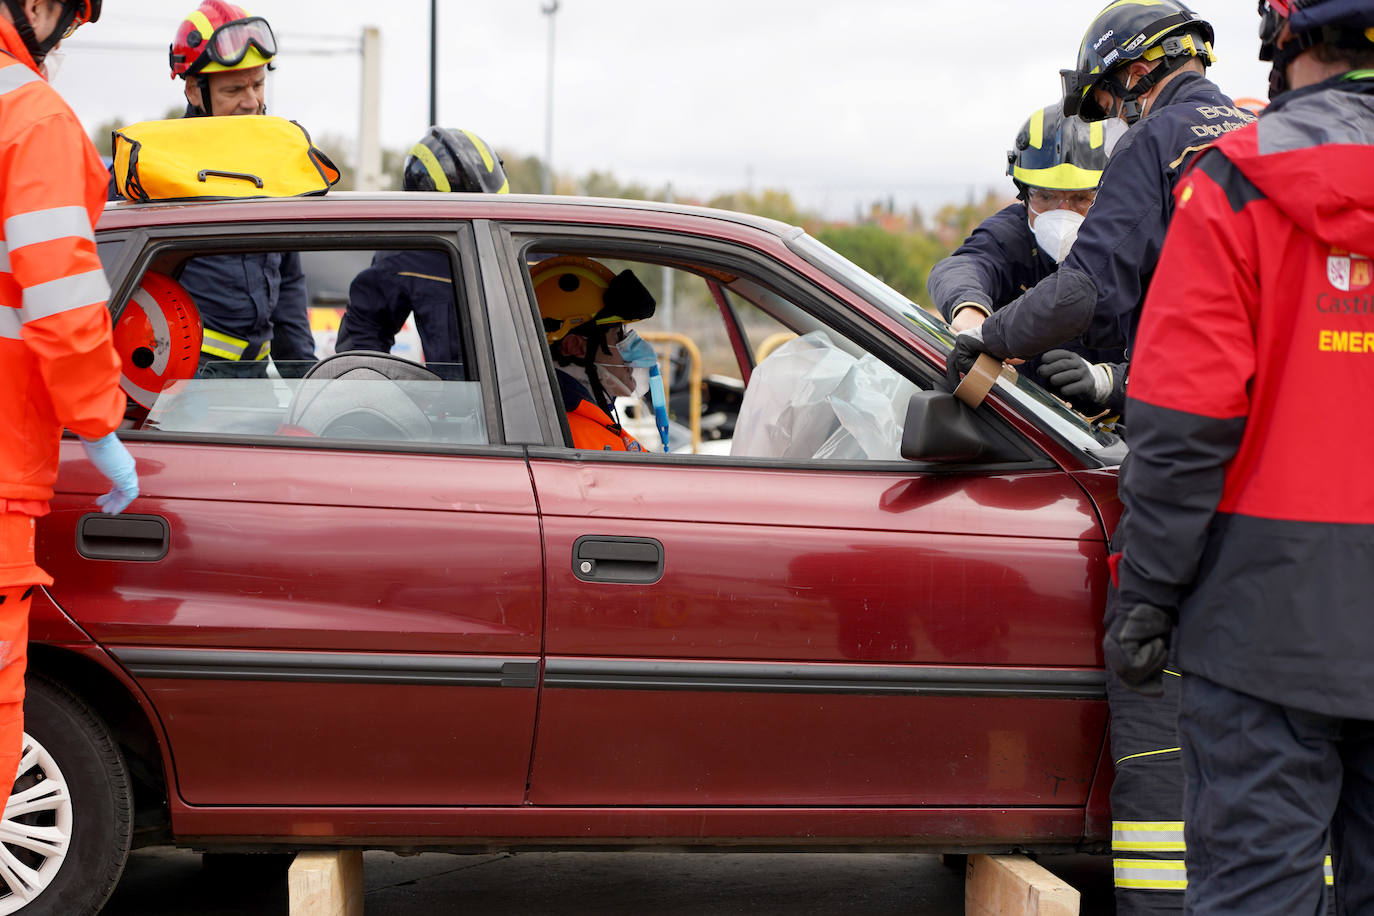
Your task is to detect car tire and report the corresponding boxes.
[0,677,134,915]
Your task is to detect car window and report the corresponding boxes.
[524,246,924,462]
[114,243,489,448]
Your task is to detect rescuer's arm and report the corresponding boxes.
[337,258,404,354]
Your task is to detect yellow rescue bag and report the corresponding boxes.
[112,115,341,202]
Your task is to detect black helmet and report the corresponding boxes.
[1061,0,1216,124]
[402,127,509,194]
[1260,0,1374,98]
[1007,102,1110,196]
[1,0,100,65]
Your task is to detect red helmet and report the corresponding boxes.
[169,1,277,81]
[114,272,203,409]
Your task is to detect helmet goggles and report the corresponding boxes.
[183,16,277,77]
[1258,0,1294,61]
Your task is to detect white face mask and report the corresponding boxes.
[40,50,65,83]
[1103,118,1129,158]
[1031,209,1086,263]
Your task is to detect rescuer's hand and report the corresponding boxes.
[950,303,989,333]
[944,327,989,393]
[1103,603,1175,697]
[1037,349,1112,404]
[80,433,140,515]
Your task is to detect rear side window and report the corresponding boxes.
[114,242,489,448]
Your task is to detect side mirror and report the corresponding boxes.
[901,390,992,463]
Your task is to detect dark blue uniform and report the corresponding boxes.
[180,251,314,367]
[336,250,463,371]
[928,202,1124,393]
[975,71,1255,916]
[979,72,1254,359]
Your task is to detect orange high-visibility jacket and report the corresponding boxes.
[0,21,124,504]
[566,399,644,452]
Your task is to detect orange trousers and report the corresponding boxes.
[0,511,45,797]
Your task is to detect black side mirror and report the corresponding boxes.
[901,390,991,463]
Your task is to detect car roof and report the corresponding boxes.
[99,191,805,241]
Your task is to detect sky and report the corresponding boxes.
[58,1,1275,219]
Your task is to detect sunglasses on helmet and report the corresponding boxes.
[184,16,277,76]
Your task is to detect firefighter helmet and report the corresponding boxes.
[1061,0,1215,123]
[1259,0,1374,97]
[532,256,655,343]
[402,127,510,194]
[1008,102,1109,194]
[0,0,100,65]
[114,272,203,409]
[169,1,276,80]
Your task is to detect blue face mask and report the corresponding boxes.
[615,330,658,368]
[613,329,671,452]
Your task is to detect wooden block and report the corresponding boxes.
[288,850,364,916]
[965,854,1079,916]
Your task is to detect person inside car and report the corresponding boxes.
[533,256,660,451]
[166,1,314,376]
[335,127,509,372]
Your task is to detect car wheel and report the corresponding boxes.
[0,678,133,915]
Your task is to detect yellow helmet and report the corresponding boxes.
[532,256,655,343]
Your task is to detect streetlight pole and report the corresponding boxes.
[428,0,438,126]
[541,1,559,194]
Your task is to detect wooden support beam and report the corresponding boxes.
[965,853,1080,916]
[288,850,364,916]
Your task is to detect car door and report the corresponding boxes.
[489,222,1109,812]
[39,224,543,807]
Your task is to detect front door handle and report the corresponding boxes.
[572,536,664,584]
[76,513,170,562]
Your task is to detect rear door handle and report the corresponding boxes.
[76,513,170,562]
[572,536,664,584]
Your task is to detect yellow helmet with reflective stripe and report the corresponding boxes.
[1008,103,1108,193]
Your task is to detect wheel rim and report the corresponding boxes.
[0,733,73,914]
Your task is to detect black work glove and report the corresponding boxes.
[1037,349,1111,404]
[943,328,990,393]
[1103,602,1176,697]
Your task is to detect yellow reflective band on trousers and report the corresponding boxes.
[1327,855,1334,886]
[1113,820,1185,852]
[201,328,269,361]
[1114,857,1187,891]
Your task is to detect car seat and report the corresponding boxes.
[282,351,438,441]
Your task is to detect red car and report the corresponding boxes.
[15,193,1123,915]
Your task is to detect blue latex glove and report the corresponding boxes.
[80,433,139,514]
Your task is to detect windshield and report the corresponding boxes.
[790,233,1122,463]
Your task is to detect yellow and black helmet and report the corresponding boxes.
[1008,103,1109,195]
[531,256,655,344]
[403,127,509,194]
[1061,0,1215,124]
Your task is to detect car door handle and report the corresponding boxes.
[572,536,664,584]
[76,513,170,562]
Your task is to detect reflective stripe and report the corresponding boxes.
[1116,746,1181,766]
[21,269,108,322]
[1113,857,1187,891]
[0,64,39,97]
[3,206,94,254]
[1113,820,1185,852]
[1327,855,1334,886]
[201,328,269,361]
[0,307,20,340]
[0,246,8,272]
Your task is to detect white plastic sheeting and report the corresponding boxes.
[730,331,918,461]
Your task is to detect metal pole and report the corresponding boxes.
[428,0,438,127]
[541,1,560,194]
[358,27,383,190]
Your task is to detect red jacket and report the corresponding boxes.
[0,21,125,505]
[1117,73,1374,717]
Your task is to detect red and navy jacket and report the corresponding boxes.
[979,72,1254,360]
[1116,73,1374,718]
